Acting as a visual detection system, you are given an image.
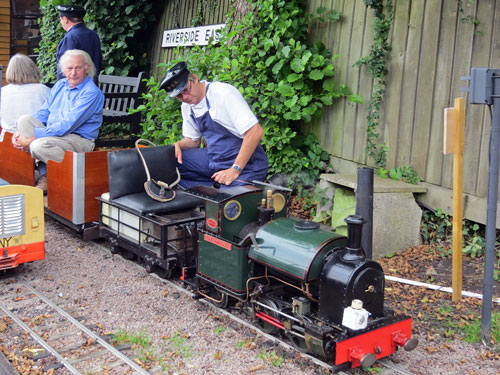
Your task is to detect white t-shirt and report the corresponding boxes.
[0,83,51,132]
[180,81,258,140]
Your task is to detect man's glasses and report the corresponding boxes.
[177,80,193,98]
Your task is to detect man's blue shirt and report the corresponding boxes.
[34,76,104,140]
[56,23,102,80]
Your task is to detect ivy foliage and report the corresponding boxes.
[135,0,359,186]
[354,0,393,168]
[37,2,65,83]
[37,0,160,82]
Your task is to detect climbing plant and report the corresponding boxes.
[135,0,359,186]
[37,0,160,81]
[354,0,393,169]
[37,1,65,83]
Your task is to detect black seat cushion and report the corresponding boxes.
[107,145,178,200]
[111,190,203,215]
[106,145,203,214]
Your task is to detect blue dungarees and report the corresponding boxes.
[178,84,268,189]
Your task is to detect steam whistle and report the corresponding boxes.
[258,189,275,226]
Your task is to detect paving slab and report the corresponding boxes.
[319,173,427,258]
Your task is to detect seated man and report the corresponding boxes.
[158,61,269,189]
[13,49,104,191]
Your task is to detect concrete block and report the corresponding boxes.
[319,173,427,259]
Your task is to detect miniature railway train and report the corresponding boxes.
[0,132,417,371]
[0,182,45,270]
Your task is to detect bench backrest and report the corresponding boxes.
[107,145,178,200]
[97,72,147,148]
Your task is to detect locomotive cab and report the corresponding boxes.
[184,183,291,298]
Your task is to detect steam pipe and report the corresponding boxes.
[355,167,374,259]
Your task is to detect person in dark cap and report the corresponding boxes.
[55,4,102,81]
[159,62,268,188]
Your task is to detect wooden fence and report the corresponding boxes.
[150,0,500,225]
[0,0,9,86]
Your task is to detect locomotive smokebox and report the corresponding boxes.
[318,168,384,325]
[318,248,385,325]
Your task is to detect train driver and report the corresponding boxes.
[12,49,104,192]
[159,61,269,188]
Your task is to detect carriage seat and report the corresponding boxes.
[107,145,203,215]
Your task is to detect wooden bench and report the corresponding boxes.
[97,72,147,148]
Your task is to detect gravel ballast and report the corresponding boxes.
[0,218,499,374]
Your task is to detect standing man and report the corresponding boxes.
[12,50,104,192]
[159,61,268,188]
[55,4,102,81]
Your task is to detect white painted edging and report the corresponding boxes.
[386,275,500,304]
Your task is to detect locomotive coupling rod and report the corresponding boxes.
[254,300,301,323]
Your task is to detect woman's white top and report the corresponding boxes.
[0,83,51,132]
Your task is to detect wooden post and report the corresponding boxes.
[443,98,465,302]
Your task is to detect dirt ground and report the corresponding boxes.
[376,244,500,358]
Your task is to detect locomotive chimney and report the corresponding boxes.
[343,215,365,261]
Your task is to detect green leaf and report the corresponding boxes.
[265,55,276,67]
[287,73,301,82]
[348,94,364,103]
[316,6,328,15]
[323,79,335,91]
[285,96,298,108]
[309,69,324,80]
[298,95,312,106]
[272,60,285,75]
[281,45,291,58]
[301,51,312,65]
[291,58,305,73]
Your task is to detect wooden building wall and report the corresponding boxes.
[149,0,231,79]
[0,0,9,85]
[150,0,499,225]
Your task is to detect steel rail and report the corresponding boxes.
[0,301,83,375]
[378,358,418,375]
[17,280,152,375]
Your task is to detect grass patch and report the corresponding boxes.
[459,312,500,343]
[257,350,284,367]
[164,331,193,358]
[213,325,227,334]
[111,328,151,348]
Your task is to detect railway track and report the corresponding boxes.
[91,241,419,375]
[0,236,419,375]
[148,272,419,375]
[0,278,151,375]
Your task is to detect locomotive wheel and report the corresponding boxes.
[155,267,173,279]
[254,298,280,335]
[144,262,154,273]
[109,244,119,254]
[209,289,229,309]
[288,333,309,353]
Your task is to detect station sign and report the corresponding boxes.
[162,24,226,48]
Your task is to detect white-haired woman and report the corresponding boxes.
[0,54,50,140]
